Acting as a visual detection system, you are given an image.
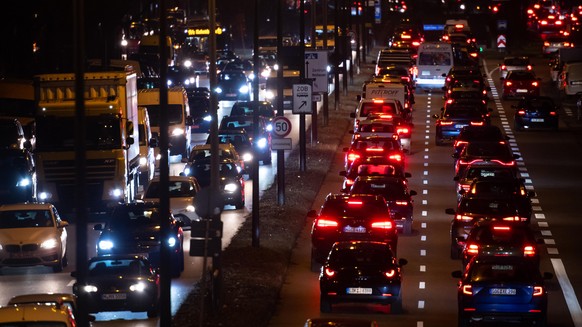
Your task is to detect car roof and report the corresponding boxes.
[0,202,55,211]
[0,304,74,324]
[148,175,197,183]
[8,293,77,306]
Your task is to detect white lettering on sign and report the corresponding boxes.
[370,89,400,95]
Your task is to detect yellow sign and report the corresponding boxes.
[187,27,223,36]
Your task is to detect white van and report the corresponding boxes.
[415,42,454,89]
[138,86,193,158]
[137,106,157,186]
[560,62,582,96]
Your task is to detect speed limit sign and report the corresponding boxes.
[272,116,292,138]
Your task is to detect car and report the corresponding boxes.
[214,129,255,167]
[71,254,160,318]
[223,59,255,81]
[351,98,406,130]
[7,292,88,321]
[453,141,519,177]
[214,71,251,101]
[513,96,560,130]
[340,156,411,192]
[363,113,413,152]
[0,148,37,204]
[183,143,245,171]
[219,115,272,164]
[443,87,489,105]
[319,241,407,313]
[542,35,574,55]
[460,221,541,268]
[0,303,76,326]
[187,87,212,134]
[447,197,530,259]
[166,65,198,88]
[452,257,552,327]
[433,105,489,146]
[230,100,276,123]
[183,158,246,209]
[499,56,532,79]
[453,125,508,158]
[349,175,417,235]
[94,202,185,277]
[462,177,535,218]
[0,202,69,272]
[442,66,485,90]
[141,176,201,229]
[501,70,541,100]
[308,194,398,271]
[343,136,405,172]
[453,163,522,200]
[349,119,398,143]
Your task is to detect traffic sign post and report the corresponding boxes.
[272,116,292,138]
[497,34,506,51]
[293,84,312,114]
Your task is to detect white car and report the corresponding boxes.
[0,203,69,272]
[142,176,201,228]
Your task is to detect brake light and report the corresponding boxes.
[493,226,511,231]
[455,24,464,29]
[366,148,384,153]
[502,216,522,222]
[532,81,539,87]
[412,41,420,46]
[347,153,360,162]
[501,65,506,70]
[533,286,544,296]
[385,269,396,278]
[347,200,363,205]
[517,109,526,115]
[527,65,532,70]
[524,245,536,257]
[439,121,454,125]
[316,217,339,228]
[491,159,516,166]
[324,267,336,277]
[379,114,393,119]
[470,121,484,126]
[540,20,548,25]
[447,99,454,104]
[462,284,473,295]
[373,99,385,104]
[454,140,467,148]
[395,201,408,206]
[397,127,410,134]
[371,220,394,230]
[389,153,403,162]
[466,243,479,255]
[401,76,410,82]
[556,20,563,25]
[455,214,474,222]
[345,179,354,187]
[505,81,513,86]
[550,111,557,116]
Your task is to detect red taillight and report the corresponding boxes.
[439,121,454,125]
[397,127,409,134]
[524,245,536,257]
[556,20,563,25]
[455,214,473,222]
[412,41,420,46]
[385,269,396,278]
[501,65,507,70]
[533,286,544,296]
[454,140,467,147]
[517,109,526,116]
[502,216,522,222]
[470,52,478,58]
[491,159,515,166]
[493,226,511,231]
[540,20,548,25]
[550,111,557,116]
[462,284,473,295]
[345,179,354,186]
[347,153,360,162]
[527,65,532,70]
[532,81,539,87]
[373,99,385,104]
[395,201,408,206]
[347,200,363,205]
[466,244,479,255]
[389,153,403,162]
[324,267,336,277]
[447,99,454,104]
[505,81,513,86]
[470,121,484,126]
[371,220,394,230]
[316,218,339,228]
[366,148,384,153]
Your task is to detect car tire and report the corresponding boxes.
[450,243,461,260]
[52,257,64,273]
[391,295,403,314]
[402,220,412,235]
[320,295,332,313]
[235,198,245,210]
[514,122,523,131]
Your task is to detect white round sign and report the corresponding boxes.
[272,116,292,137]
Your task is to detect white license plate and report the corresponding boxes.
[531,118,545,122]
[102,293,127,300]
[347,287,373,294]
[226,93,237,97]
[516,89,528,93]
[455,124,467,129]
[490,288,516,295]
[343,225,366,233]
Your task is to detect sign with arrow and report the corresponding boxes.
[304,50,329,93]
[292,84,312,114]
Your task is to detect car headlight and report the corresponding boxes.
[256,137,268,149]
[168,236,177,248]
[273,63,279,71]
[248,73,256,80]
[139,156,148,166]
[239,85,249,94]
[261,69,271,78]
[130,282,147,292]
[167,80,173,86]
[16,177,31,187]
[265,90,275,99]
[172,128,185,136]
[0,244,3,251]
[98,240,114,251]
[183,59,192,68]
[224,183,238,192]
[266,124,273,132]
[215,87,223,94]
[40,238,58,249]
[242,153,253,162]
[156,153,162,161]
[38,192,51,201]
[186,205,195,212]
[83,285,98,293]
[203,115,212,122]
[109,188,123,198]
[183,167,191,175]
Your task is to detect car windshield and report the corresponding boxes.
[144,180,197,198]
[88,258,148,277]
[469,262,540,283]
[108,207,162,229]
[328,245,394,265]
[0,210,54,228]
[360,102,398,117]
[504,58,529,66]
[351,180,407,198]
[321,199,388,218]
[471,226,530,245]
[220,117,253,130]
[508,72,535,80]
[460,198,518,216]
[218,134,250,146]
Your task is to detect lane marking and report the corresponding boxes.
[551,258,582,327]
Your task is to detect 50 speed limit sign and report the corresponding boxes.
[272,116,292,138]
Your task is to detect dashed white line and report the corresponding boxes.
[551,258,582,327]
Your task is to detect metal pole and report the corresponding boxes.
[252,0,260,247]
[73,1,89,326]
[334,0,340,110]
[322,0,329,125]
[276,0,285,205]
[300,0,307,172]
[310,0,317,144]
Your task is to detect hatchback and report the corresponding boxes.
[513,96,559,130]
[501,71,541,99]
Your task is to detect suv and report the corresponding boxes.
[218,115,272,164]
[308,194,398,271]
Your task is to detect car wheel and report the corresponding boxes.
[450,243,461,260]
[402,220,413,235]
[435,137,443,146]
[235,198,245,210]
[458,315,470,327]
[320,295,332,313]
[52,257,64,273]
[391,295,403,314]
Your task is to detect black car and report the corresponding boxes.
[460,220,541,268]
[433,105,489,146]
[319,241,407,313]
[453,141,519,177]
[219,115,272,164]
[349,175,417,235]
[452,257,552,327]
[309,194,398,271]
[187,88,212,134]
[339,156,411,193]
[230,100,276,123]
[343,136,405,173]
[454,163,522,201]
[94,202,185,277]
[513,96,559,130]
[214,71,251,101]
[183,158,245,209]
[453,125,508,158]
[447,197,529,259]
[72,254,160,318]
[214,129,255,167]
[0,148,36,203]
[462,177,535,218]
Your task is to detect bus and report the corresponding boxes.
[414,42,454,89]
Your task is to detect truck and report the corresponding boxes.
[361,77,414,121]
[34,71,141,214]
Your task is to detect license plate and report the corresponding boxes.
[102,293,127,300]
[490,288,516,295]
[10,252,32,258]
[226,93,237,97]
[347,287,373,294]
[343,225,366,233]
[531,118,544,122]
[516,89,528,93]
[455,124,467,129]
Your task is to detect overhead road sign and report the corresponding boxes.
[293,84,312,114]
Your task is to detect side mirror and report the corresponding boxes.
[409,190,417,196]
[126,137,135,146]
[149,137,159,148]
[398,258,408,266]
